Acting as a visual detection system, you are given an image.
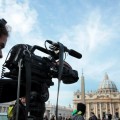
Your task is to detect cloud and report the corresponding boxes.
[0,0,46,71]
[83,60,117,80]
[0,0,40,42]
[58,7,120,58]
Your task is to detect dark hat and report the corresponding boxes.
[77,103,86,115]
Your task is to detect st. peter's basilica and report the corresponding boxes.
[73,73,120,119]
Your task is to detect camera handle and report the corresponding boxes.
[55,42,64,120]
[30,45,57,57]
[16,59,22,120]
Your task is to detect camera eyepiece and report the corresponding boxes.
[0,18,7,26]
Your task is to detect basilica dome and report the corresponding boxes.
[98,73,118,93]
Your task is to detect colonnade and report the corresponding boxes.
[86,102,120,119]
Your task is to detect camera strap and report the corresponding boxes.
[56,43,64,120]
[16,59,22,120]
[24,52,32,120]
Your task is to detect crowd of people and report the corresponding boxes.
[43,102,120,120]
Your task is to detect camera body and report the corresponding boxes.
[4,44,79,82]
[2,44,79,102]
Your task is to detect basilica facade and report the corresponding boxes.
[73,73,120,119]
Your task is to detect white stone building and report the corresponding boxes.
[45,101,73,119]
[0,101,15,113]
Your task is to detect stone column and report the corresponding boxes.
[1,106,4,112]
[96,103,98,117]
[106,103,108,114]
[94,103,96,115]
[100,103,102,119]
[110,103,112,114]
[87,103,90,119]
[119,103,120,118]
[112,103,115,117]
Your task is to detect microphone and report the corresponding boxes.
[69,49,82,59]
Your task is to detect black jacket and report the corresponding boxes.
[90,115,98,120]
[11,100,26,120]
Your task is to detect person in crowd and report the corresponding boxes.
[89,112,98,120]
[43,114,48,120]
[107,114,112,120]
[50,114,55,120]
[0,18,9,58]
[114,113,119,120]
[11,97,26,120]
[72,102,86,120]
[68,116,72,120]
[72,109,77,116]
[62,116,65,120]
[58,113,62,120]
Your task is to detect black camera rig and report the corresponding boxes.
[0,40,82,120]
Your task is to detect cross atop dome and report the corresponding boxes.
[104,73,109,80]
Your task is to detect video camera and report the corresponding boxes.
[0,40,82,119]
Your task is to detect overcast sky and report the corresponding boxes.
[0,0,120,107]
